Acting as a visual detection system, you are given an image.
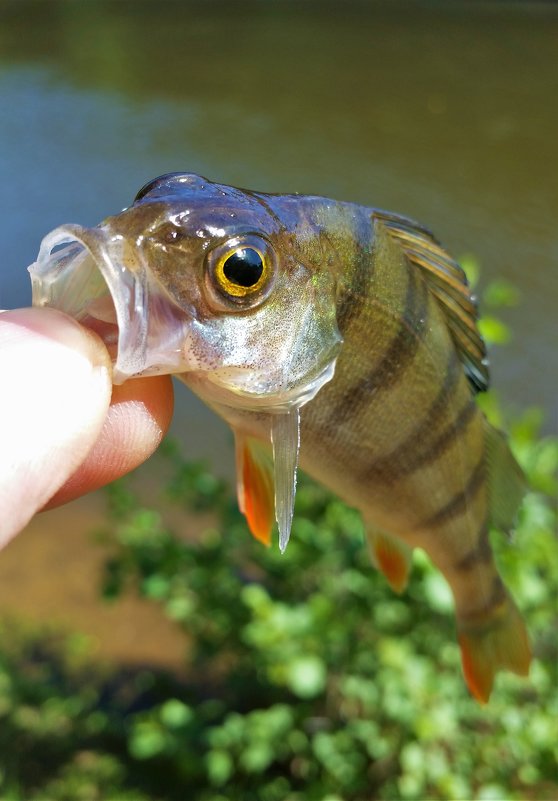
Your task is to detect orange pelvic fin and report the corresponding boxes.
[458,595,531,704]
[235,434,274,547]
[366,526,412,594]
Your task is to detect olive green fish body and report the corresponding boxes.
[199,188,529,702]
[296,210,494,615]
[29,174,530,702]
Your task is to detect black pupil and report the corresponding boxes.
[223,248,264,288]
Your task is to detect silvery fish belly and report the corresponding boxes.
[29,173,530,702]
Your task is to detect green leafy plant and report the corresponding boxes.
[95,415,557,801]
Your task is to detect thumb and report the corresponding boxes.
[0,307,112,546]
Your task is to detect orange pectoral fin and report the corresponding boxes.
[236,435,275,546]
[366,526,413,594]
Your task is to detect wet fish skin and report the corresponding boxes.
[102,176,344,409]
[30,173,531,702]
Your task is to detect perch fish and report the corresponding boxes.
[29,173,531,702]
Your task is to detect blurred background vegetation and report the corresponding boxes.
[0,1,556,799]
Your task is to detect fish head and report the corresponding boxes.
[29,173,342,413]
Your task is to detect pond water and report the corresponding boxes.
[0,0,556,663]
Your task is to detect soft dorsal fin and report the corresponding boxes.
[373,211,489,393]
[484,419,526,534]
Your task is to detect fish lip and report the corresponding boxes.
[28,223,191,383]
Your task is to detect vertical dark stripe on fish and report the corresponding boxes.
[399,398,477,476]
[420,453,485,529]
[335,267,429,416]
[336,223,374,335]
[415,398,477,467]
[455,515,492,571]
[361,347,464,483]
[482,576,508,614]
[461,576,508,623]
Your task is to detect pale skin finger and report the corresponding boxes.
[0,307,175,545]
[46,374,174,508]
[0,307,112,545]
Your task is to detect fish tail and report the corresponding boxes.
[455,417,530,703]
[457,588,531,704]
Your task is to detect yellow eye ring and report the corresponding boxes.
[207,234,275,305]
[215,245,267,297]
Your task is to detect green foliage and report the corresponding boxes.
[0,417,555,801]
[0,273,556,800]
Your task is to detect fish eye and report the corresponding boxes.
[207,235,275,305]
[222,248,264,288]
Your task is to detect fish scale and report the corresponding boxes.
[29,173,531,703]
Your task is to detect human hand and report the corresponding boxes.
[0,307,174,547]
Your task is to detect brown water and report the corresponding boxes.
[0,0,556,665]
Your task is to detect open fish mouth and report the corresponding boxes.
[28,224,191,384]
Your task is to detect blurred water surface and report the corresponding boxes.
[1,0,557,434]
[0,0,556,658]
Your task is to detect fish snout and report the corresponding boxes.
[28,223,195,383]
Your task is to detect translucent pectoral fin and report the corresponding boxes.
[234,410,300,553]
[271,410,301,554]
[366,525,413,594]
[235,434,275,546]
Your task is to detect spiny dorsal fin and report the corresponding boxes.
[373,210,489,393]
